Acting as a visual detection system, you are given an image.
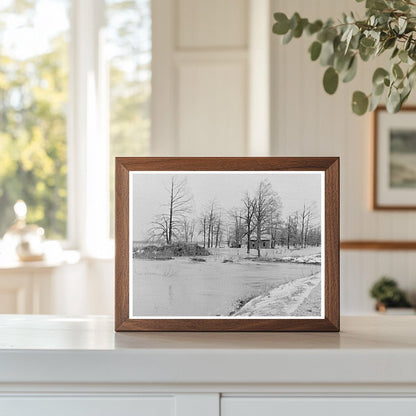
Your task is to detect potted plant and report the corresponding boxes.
[369,276,413,313]
[272,0,416,115]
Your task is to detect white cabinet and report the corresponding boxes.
[1,316,416,416]
[1,397,175,416]
[222,398,416,416]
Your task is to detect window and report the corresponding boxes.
[0,0,70,239]
[0,0,151,251]
[106,0,151,237]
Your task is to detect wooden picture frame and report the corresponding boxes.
[115,157,339,332]
[373,106,416,210]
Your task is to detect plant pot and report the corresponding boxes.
[375,303,415,315]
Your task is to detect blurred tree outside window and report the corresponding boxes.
[0,0,70,239]
[0,0,151,242]
[106,0,151,237]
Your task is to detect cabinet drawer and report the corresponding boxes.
[221,397,416,416]
[0,396,174,416]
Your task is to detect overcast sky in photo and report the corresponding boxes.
[132,172,323,241]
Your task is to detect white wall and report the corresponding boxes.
[271,0,416,313]
[31,0,416,317]
[152,0,269,157]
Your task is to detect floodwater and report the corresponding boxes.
[132,256,320,317]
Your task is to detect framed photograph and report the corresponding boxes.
[374,106,416,209]
[115,157,339,332]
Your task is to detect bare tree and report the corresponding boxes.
[300,203,314,249]
[207,201,216,248]
[199,214,208,248]
[292,202,320,248]
[286,214,297,249]
[148,176,192,244]
[214,216,223,248]
[228,208,244,248]
[148,214,170,243]
[307,225,321,246]
[199,200,221,249]
[241,193,256,254]
[182,218,195,243]
[252,180,280,257]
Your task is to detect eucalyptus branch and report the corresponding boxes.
[272,0,416,115]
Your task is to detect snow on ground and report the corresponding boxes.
[280,254,321,264]
[234,272,321,317]
[208,246,321,265]
[294,284,321,316]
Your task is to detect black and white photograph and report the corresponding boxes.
[130,171,324,319]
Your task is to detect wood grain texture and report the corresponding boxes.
[115,157,340,332]
[325,158,340,331]
[373,106,416,210]
[114,160,130,330]
[341,241,416,250]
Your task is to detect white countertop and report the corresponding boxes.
[0,315,415,386]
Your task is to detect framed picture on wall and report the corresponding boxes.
[115,157,339,332]
[374,106,416,209]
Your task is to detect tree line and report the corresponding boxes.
[147,176,321,257]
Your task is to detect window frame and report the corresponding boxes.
[67,0,111,257]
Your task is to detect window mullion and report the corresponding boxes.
[69,0,109,256]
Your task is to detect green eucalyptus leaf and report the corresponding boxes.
[334,52,352,72]
[369,92,383,111]
[366,0,388,9]
[393,63,404,79]
[290,12,301,29]
[399,50,408,63]
[293,18,309,37]
[374,82,385,96]
[405,34,413,50]
[383,37,396,50]
[387,87,401,113]
[352,91,369,115]
[282,29,293,44]
[372,67,389,85]
[409,44,416,60]
[408,63,416,78]
[317,29,328,43]
[350,32,361,49]
[393,0,409,11]
[320,40,335,66]
[359,44,375,61]
[342,56,358,82]
[307,20,323,35]
[398,17,407,34]
[401,87,411,106]
[323,67,339,94]
[408,71,416,89]
[391,47,399,59]
[273,13,290,34]
[361,37,375,48]
[309,41,322,61]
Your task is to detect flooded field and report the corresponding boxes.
[132,253,320,316]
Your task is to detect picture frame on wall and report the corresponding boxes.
[115,157,339,332]
[374,106,416,210]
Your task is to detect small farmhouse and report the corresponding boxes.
[249,234,273,249]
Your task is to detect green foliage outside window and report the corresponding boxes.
[0,1,69,238]
[0,0,151,240]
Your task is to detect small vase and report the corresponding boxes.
[3,200,45,262]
